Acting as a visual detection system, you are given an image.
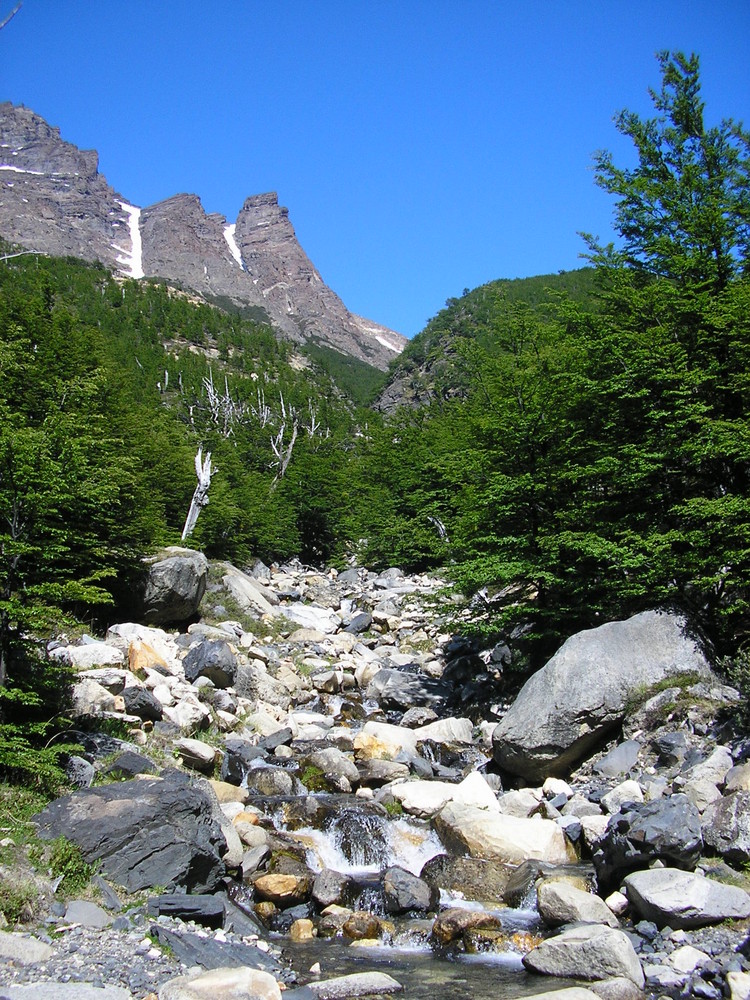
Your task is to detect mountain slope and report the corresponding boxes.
[0,103,406,371]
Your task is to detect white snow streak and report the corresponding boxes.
[223,224,244,270]
[0,164,44,175]
[375,335,402,353]
[116,202,144,279]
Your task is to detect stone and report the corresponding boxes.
[141,547,208,625]
[431,906,502,945]
[414,717,474,744]
[0,930,53,964]
[53,642,125,669]
[493,610,711,781]
[383,865,438,914]
[594,741,641,777]
[623,867,750,928]
[353,721,418,759]
[312,869,354,907]
[727,970,750,1000]
[176,737,219,774]
[220,564,279,617]
[34,771,227,893]
[148,893,225,928]
[220,738,267,784]
[357,758,410,786]
[498,788,543,818]
[727,764,750,793]
[592,794,703,889]
[342,910,382,940]
[600,780,644,814]
[669,943,711,973]
[121,684,164,721]
[183,640,238,688]
[420,854,514,903]
[71,677,120,716]
[159,966,281,1000]
[702,790,750,863]
[253,872,313,908]
[683,745,734,786]
[63,899,113,928]
[537,878,619,927]
[290,917,316,941]
[305,972,403,998]
[523,924,644,988]
[365,668,450,711]
[434,802,574,864]
[305,747,360,792]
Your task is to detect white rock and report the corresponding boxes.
[727,970,750,1000]
[54,642,125,669]
[669,944,711,973]
[601,779,643,814]
[605,890,630,916]
[357,721,418,756]
[543,777,573,798]
[414,717,473,744]
[159,965,282,1000]
[498,788,543,818]
[163,697,211,732]
[435,802,574,864]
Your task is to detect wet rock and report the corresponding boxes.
[623,867,750,928]
[246,766,294,797]
[312,869,354,907]
[304,747,360,793]
[503,860,594,908]
[305,972,403,998]
[220,738,267,784]
[254,872,313,908]
[147,893,225,927]
[523,924,645,988]
[420,854,514,903]
[383,865,438,914]
[341,910,382,940]
[493,610,711,781]
[431,906,502,946]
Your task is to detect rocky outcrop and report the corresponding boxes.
[492,610,712,781]
[0,104,406,371]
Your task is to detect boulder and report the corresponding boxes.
[141,547,208,625]
[121,684,164,721]
[253,872,313,908]
[419,855,514,903]
[702,790,750,863]
[523,924,644,988]
[365,668,450,711]
[623,867,750,928]
[383,865,438,914]
[592,794,703,890]
[537,878,619,927]
[305,972,403,998]
[33,772,227,893]
[434,802,574,864]
[431,906,502,946]
[182,640,238,688]
[492,610,711,781]
[159,966,281,1000]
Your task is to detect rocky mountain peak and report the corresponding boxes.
[0,103,406,370]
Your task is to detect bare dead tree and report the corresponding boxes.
[181,448,213,541]
[0,3,21,32]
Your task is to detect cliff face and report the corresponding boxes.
[0,103,405,369]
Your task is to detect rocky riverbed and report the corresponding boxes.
[2,550,750,1000]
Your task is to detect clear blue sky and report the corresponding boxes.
[2,1,749,338]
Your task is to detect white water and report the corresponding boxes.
[288,816,444,877]
[223,223,245,270]
[116,202,144,279]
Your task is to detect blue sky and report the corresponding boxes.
[2,1,749,338]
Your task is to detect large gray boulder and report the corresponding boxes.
[702,790,750,863]
[623,867,750,928]
[523,924,645,988]
[33,772,227,893]
[493,611,711,781]
[141,547,208,625]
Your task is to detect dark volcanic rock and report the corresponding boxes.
[383,865,438,914]
[33,772,227,893]
[121,684,164,721]
[183,639,238,688]
[593,794,703,890]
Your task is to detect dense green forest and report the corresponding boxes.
[1,52,749,782]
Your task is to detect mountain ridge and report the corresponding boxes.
[0,102,405,371]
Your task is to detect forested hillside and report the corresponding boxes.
[1,52,749,778]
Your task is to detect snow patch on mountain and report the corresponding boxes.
[116,202,144,279]
[223,223,244,270]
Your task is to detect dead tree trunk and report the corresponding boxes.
[181,448,213,541]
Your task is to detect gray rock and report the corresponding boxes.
[63,899,113,928]
[0,930,53,964]
[537,878,619,927]
[99,750,157,779]
[365,668,450,711]
[147,893,225,927]
[121,684,164,721]
[141,548,208,625]
[420,854,515,903]
[702,790,750,863]
[312,869,354,907]
[344,612,372,634]
[220,739,267,785]
[383,865,438,914]
[593,794,703,890]
[523,923,645,988]
[183,639,238,688]
[594,741,641,777]
[33,771,227,893]
[306,972,403,998]
[305,747,360,792]
[493,610,711,781]
[624,867,750,928]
